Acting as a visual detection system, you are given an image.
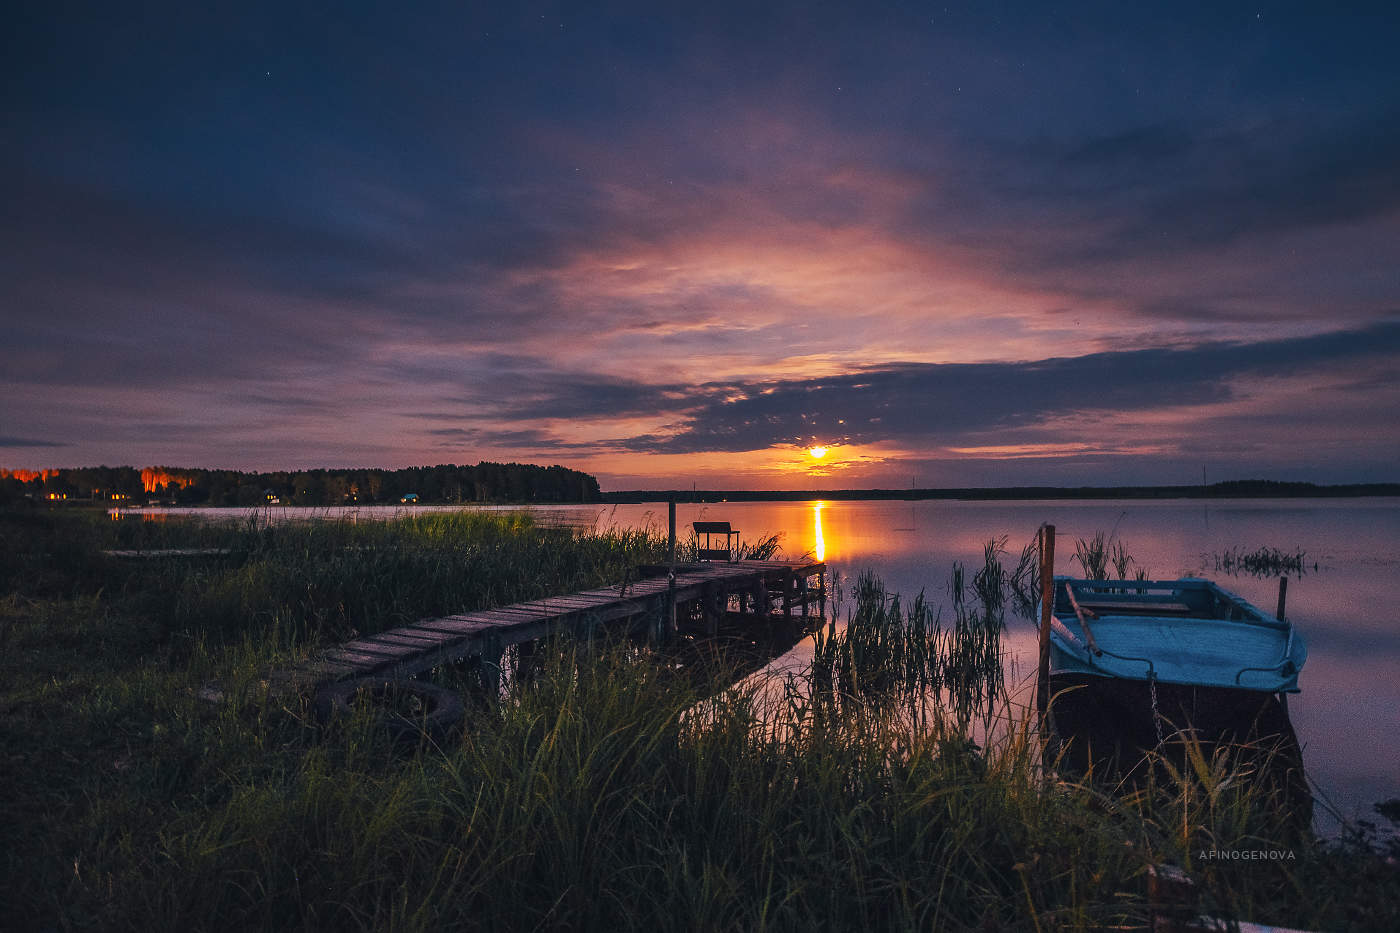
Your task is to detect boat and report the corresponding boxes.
[1048,576,1306,692]
[1043,576,1311,829]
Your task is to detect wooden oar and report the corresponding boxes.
[1064,583,1103,656]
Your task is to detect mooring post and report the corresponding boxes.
[1037,524,1056,722]
[1276,575,1288,622]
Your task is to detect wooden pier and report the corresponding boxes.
[275,559,826,693]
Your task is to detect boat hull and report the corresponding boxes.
[1048,577,1306,693]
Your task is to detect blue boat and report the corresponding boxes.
[1048,577,1307,693]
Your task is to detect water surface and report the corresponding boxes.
[584,497,1400,830]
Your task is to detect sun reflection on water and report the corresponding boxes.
[813,501,825,562]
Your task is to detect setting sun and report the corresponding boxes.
[808,446,828,459]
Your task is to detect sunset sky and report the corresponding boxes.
[5,2,1399,489]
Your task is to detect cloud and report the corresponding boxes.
[613,321,1400,454]
[5,2,1399,485]
[0,436,67,448]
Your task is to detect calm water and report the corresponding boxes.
[588,497,1400,829]
[125,497,1399,827]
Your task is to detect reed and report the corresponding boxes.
[1212,546,1311,578]
[810,539,1009,733]
[1073,530,1148,581]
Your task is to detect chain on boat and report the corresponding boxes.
[1149,674,1165,747]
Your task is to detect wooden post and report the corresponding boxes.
[1147,863,1196,932]
[665,497,677,641]
[1276,576,1288,622]
[1037,524,1056,721]
[752,578,769,617]
[668,497,677,566]
[482,649,502,702]
[516,638,540,683]
[701,583,720,637]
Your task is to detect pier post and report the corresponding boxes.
[463,633,503,704]
[1037,524,1056,722]
[701,583,721,637]
[516,638,540,683]
[665,497,677,640]
[481,648,502,703]
[751,578,769,618]
[1276,576,1288,622]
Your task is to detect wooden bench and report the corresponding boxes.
[1078,600,1194,615]
[693,521,739,562]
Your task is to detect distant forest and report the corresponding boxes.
[0,463,602,506]
[603,479,1400,503]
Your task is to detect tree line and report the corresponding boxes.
[0,463,601,506]
[602,479,1400,503]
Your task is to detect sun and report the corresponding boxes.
[808,446,828,459]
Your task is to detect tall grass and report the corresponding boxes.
[4,509,672,649]
[2,509,1396,931]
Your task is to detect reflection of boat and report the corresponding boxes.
[1049,577,1306,692]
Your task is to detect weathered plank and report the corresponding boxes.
[295,658,363,678]
[413,617,506,635]
[341,638,428,658]
[103,548,232,558]
[373,629,461,646]
[457,609,565,625]
[322,648,401,668]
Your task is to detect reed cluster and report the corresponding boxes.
[1212,545,1312,578]
[1071,530,1148,581]
[810,539,1008,732]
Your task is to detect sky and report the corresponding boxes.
[4,1,1399,490]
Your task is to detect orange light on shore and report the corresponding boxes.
[141,468,197,493]
[808,446,828,459]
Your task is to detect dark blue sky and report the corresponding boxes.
[5,2,1399,487]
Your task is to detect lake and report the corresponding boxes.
[578,496,1399,831]
[124,496,1399,829]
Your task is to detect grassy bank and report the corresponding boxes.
[1,508,1395,930]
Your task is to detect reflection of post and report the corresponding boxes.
[1036,524,1056,721]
